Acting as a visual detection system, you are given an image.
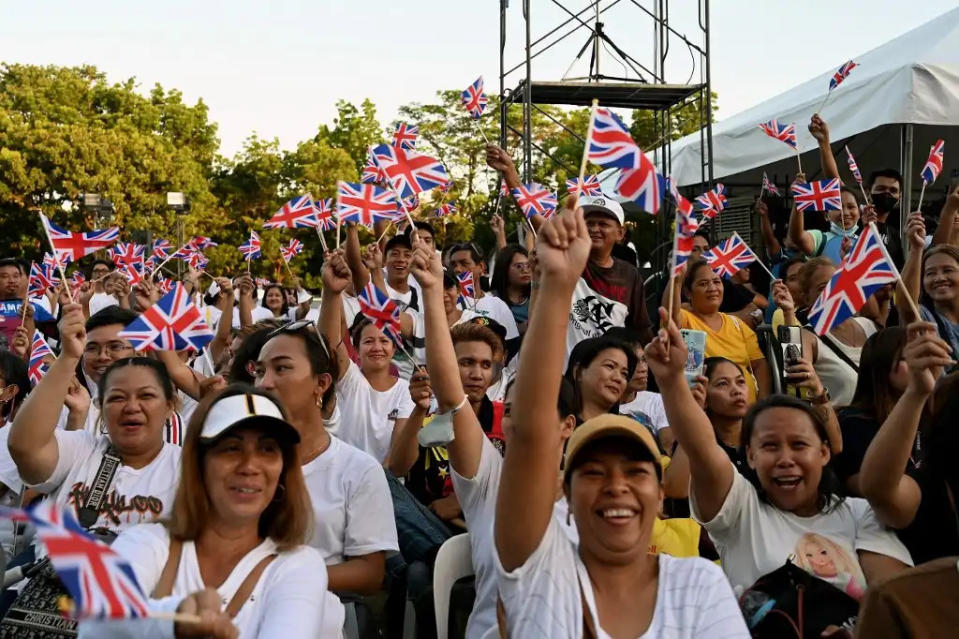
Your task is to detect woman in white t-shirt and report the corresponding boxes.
[261,283,293,321]
[254,315,398,595]
[495,209,748,639]
[79,386,342,639]
[646,313,914,613]
[319,250,419,464]
[9,304,180,537]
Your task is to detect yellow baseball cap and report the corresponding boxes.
[564,414,661,480]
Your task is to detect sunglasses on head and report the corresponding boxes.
[267,319,332,360]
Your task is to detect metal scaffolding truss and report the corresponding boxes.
[498,0,715,270]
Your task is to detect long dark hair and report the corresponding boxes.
[490,244,530,302]
[703,356,744,417]
[0,349,29,420]
[847,328,907,423]
[740,394,845,513]
[261,284,290,317]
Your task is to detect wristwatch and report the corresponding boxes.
[810,388,831,405]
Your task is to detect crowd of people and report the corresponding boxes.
[0,113,956,638]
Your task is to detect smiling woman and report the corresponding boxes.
[9,304,181,538]
[78,386,344,638]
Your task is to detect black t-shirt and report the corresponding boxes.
[579,257,653,345]
[876,219,905,271]
[718,282,757,314]
[405,397,503,507]
[834,407,918,485]
[897,469,959,565]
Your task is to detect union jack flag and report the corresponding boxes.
[187,252,208,271]
[357,282,403,344]
[921,139,944,184]
[437,179,454,194]
[361,147,389,185]
[336,181,397,228]
[393,122,419,149]
[281,238,303,263]
[255,278,272,289]
[807,224,897,335]
[264,194,318,229]
[434,203,457,217]
[461,76,488,119]
[829,60,857,91]
[695,183,728,219]
[188,236,217,251]
[566,175,602,197]
[616,160,666,214]
[587,107,641,169]
[844,146,862,184]
[758,119,798,150]
[120,262,144,285]
[108,243,144,268]
[510,183,558,219]
[762,172,780,196]
[155,277,174,294]
[371,144,450,198]
[40,214,119,262]
[499,180,509,196]
[151,238,172,260]
[29,262,58,297]
[43,251,71,271]
[313,198,337,231]
[118,283,214,352]
[239,231,261,261]
[398,194,419,214]
[704,233,759,279]
[791,178,842,212]
[23,501,151,620]
[456,271,475,306]
[668,178,699,237]
[28,330,53,386]
[70,271,86,296]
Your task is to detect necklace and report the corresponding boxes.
[301,431,331,465]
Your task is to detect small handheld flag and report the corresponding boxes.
[762,172,780,196]
[281,238,303,263]
[510,183,558,219]
[239,231,262,261]
[845,146,863,184]
[371,144,450,200]
[917,139,945,211]
[40,214,119,263]
[566,175,602,198]
[695,183,728,220]
[758,120,798,150]
[313,198,337,231]
[336,181,398,229]
[791,178,842,212]
[392,123,419,150]
[461,77,488,120]
[28,331,53,386]
[117,283,214,353]
[828,60,857,91]
[264,194,318,229]
[704,233,760,279]
[456,271,475,308]
[807,224,897,335]
[434,203,457,218]
[357,282,403,344]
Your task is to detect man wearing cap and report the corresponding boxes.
[486,146,653,357]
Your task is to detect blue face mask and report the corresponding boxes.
[829,220,857,237]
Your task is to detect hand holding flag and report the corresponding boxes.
[917,139,945,211]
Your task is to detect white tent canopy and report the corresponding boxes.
[666,5,959,213]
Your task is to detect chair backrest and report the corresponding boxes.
[433,532,474,639]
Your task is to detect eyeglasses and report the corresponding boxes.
[84,342,134,357]
[267,319,332,360]
[510,262,531,271]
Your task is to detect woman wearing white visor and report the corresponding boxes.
[80,386,344,639]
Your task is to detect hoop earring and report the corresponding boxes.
[315,395,323,409]
[272,483,286,503]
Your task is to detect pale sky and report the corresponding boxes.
[1,0,956,158]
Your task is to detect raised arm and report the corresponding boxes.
[490,214,507,251]
[809,115,840,180]
[897,213,926,323]
[209,278,235,366]
[318,250,353,381]
[344,224,371,294]
[410,235,486,478]
[756,198,781,258]
[787,174,816,256]
[645,309,735,522]
[860,322,953,528]
[236,275,254,329]
[495,206,591,571]
[8,303,86,484]
[932,188,958,247]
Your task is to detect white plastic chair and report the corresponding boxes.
[433,533,474,639]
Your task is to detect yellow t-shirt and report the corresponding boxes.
[679,308,763,403]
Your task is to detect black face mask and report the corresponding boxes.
[871,192,900,215]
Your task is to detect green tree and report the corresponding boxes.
[317,99,382,173]
[0,63,220,263]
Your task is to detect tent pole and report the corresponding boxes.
[901,124,914,256]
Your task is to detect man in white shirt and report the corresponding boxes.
[87,259,120,315]
[448,243,520,357]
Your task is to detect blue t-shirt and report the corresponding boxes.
[920,304,959,363]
